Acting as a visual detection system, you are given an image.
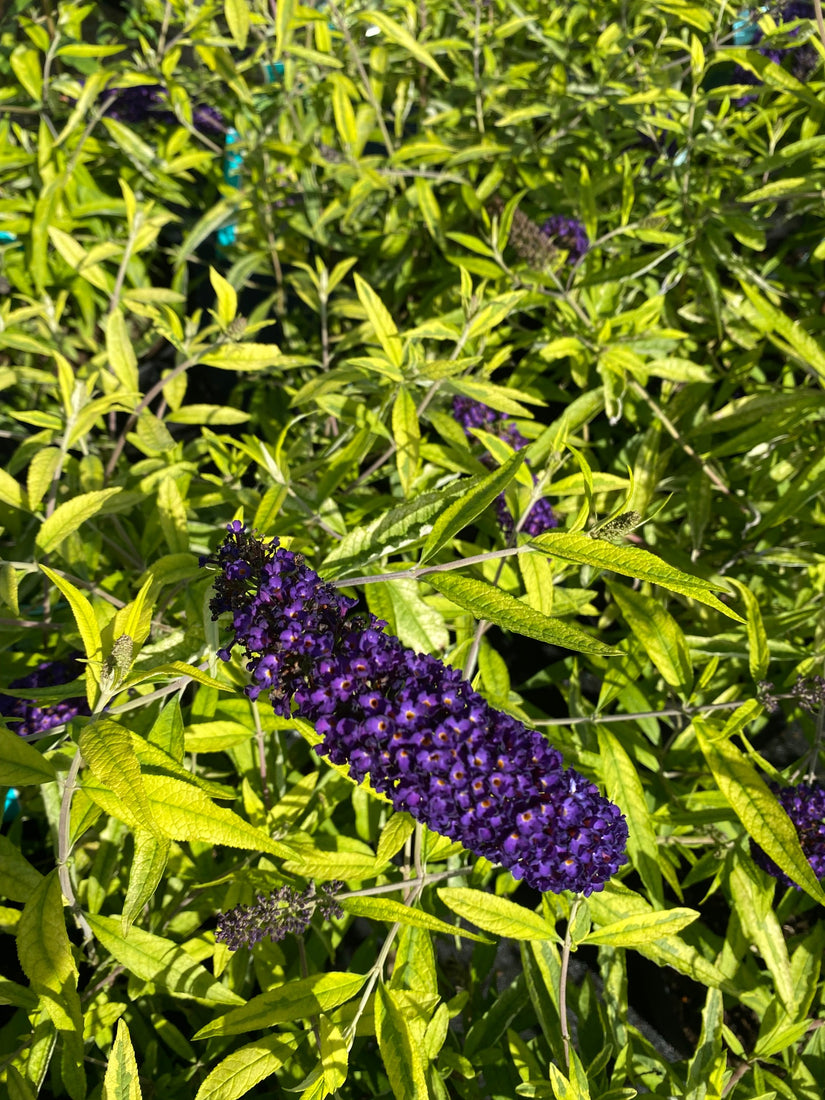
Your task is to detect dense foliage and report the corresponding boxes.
[1,0,825,1097]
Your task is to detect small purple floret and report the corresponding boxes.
[751,781,825,889]
[204,525,628,896]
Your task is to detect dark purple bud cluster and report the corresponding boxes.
[452,398,556,538]
[750,781,825,890]
[541,215,590,263]
[0,656,90,737]
[216,880,344,950]
[758,675,825,715]
[205,525,628,895]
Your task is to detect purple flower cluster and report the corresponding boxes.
[541,215,590,263]
[0,657,90,737]
[452,397,557,538]
[216,880,344,950]
[750,781,825,890]
[757,675,825,715]
[205,524,628,896]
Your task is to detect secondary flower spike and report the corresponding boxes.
[204,524,628,896]
[750,781,825,890]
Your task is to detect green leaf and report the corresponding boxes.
[39,566,103,674]
[694,718,825,906]
[375,814,416,863]
[194,1035,300,1100]
[446,377,540,419]
[530,532,744,621]
[728,859,794,1011]
[103,1020,143,1100]
[281,834,391,881]
[420,451,527,563]
[17,871,77,993]
[184,721,255,752]
[11,45,42,101]
[727,579,769,682]
[157,476,189,553]
[392,386,420,497]
[122,830,170,934]
[341,895,491,942]
[465,290,528,341]
[26,448,62,512]
[437,888,559,941]
[426,571,619,656]
[209,266,238,329]
[166,405,249,425]
[685,989,724,1100]
[597,725,662,905]
[224,0,250,50]
[82,771,294,860]
[106,309,140,394]
[87,913,245,1006]
[321,483,468,578]
[198,344,284,371]
[608,582,693,698]
[375,981,430,1100]
[588,882,735,990]
[0,469,24,511]
[79,719,161,838]
[354,274,403,368]
[36,489,123,555]
[0,724,57,785]
[0,833,43,902]
[366,575,448,653]
[194,972,368,1038]
[740,281,825,386]
[356,11,449,81]
[583,907,699,947]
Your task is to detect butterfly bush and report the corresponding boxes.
[204,524,628,896]
[750,782,825,889]
[0,656,90,737]
[541,215,590,263]
[452,397,558,538]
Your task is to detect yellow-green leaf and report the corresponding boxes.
[341,895,491,942]
[354,274,403,368]
[106,309,140,394]
[36,488,123,555]
[608,582,693,698]
[427,571,618,656]
[584,907,698,947]
[437,888,559,941]
[194,972,367,1038]
[0,724,57,785]
[103,1020,143,1100]
[194,1036,300,1100]
[392,386,420,498]
[531,531,743,621]
[79,719,160,838]
[87,913,244,1005]
[695,719,825,906]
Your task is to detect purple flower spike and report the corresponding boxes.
[0,656,90,737]
[541,215,590,262]
[204,525,628,896]
[497,488,558,539]
[751,781,825,889]
[453,396,505,436]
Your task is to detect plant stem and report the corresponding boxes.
[57,748,93,942]
[559,896,580,1070]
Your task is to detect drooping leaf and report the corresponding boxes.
[437,888,559,942]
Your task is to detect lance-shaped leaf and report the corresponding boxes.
[194,972,368,1038]
[36,489,123,555]
[194,1035,301,1100]
[375,981,430,1100]
[79,720,161,839]
[103,1020,143,1100]
[437,888,559,942]
[531,531,744,621]
[354,273,403,368]
[583,907,699,947]
[694,718,825,906]
[87,913,244,1006]
[122,830,171,934]
[341,895,490,942]
[0,724,57,786]
[426,571,618,656]
[420,450,526,563]
[0,833,43,902]
[355,11,448,81]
